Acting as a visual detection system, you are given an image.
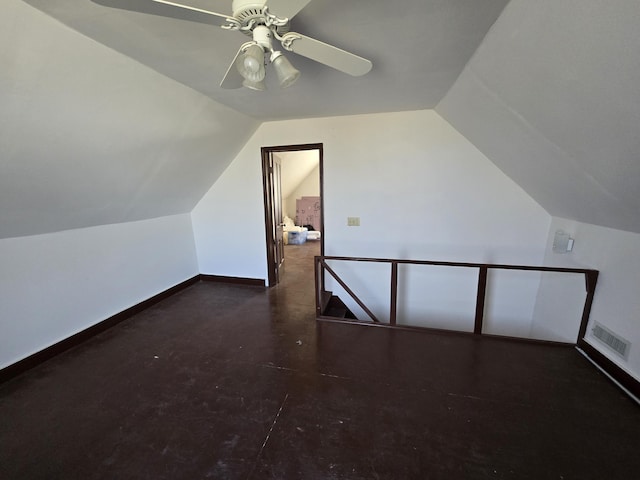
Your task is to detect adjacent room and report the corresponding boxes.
[279,147,322,277]
[2,0,639,478]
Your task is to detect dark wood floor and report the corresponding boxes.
[1,240,639,479]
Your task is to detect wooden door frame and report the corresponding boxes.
[261,143,324,287]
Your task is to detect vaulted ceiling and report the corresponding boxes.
[4,0,640,239]
[24,0,511,119]
[438,0,640,233]
[277,150,319,201]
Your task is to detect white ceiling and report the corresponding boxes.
[437,0,640,233]
[5,0,640,239]
[1,0,259,239]
[277,150,319,200]
[23,0,510,120]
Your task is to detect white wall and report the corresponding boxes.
[0,215,198,369]
[284,165,320,221]
[534,217,640,381]
[191,140,269,281]
[192,110,551,331]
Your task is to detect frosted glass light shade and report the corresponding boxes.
[272,53,300,88]
[236,43,265,82]
[242,78,266,91]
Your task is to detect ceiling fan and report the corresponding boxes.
[91,0,373,91]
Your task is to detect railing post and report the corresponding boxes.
[314,256,321,317]
[390,262,398,326]
[577,270,599,341]
[474,266,488,335]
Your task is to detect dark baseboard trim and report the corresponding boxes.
[199,274,265,287]
[577,339,640,400]
[0,275,200,385]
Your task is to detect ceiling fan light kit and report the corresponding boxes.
[236,42,266,82]
[271,51,300,88]
[242,78,267,91]
[99,0,373,91]
[234,24,300,89]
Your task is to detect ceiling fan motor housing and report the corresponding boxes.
[232,0,267,23]
[252,25,273,50]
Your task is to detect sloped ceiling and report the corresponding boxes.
[23,0,510,119]
[438,0,640,233]
[6,0,640,239]
[1,1,259,239]
[277,150,319,201]
[3,0,510,240]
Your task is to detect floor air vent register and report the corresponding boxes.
[592,323,631,360]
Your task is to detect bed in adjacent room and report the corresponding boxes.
[283,216,321,244]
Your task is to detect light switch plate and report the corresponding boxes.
[347,217,360,226]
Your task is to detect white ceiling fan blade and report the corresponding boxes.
[281,32,372,76]
[90,0,232,26]
[220,47,245,89]
[267,0,313,20]
[151,0,230,20]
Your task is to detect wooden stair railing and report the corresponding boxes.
[314,255,599,343]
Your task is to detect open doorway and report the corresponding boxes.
[261,144,323,287]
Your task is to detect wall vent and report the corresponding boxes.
[592,323,630,360]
